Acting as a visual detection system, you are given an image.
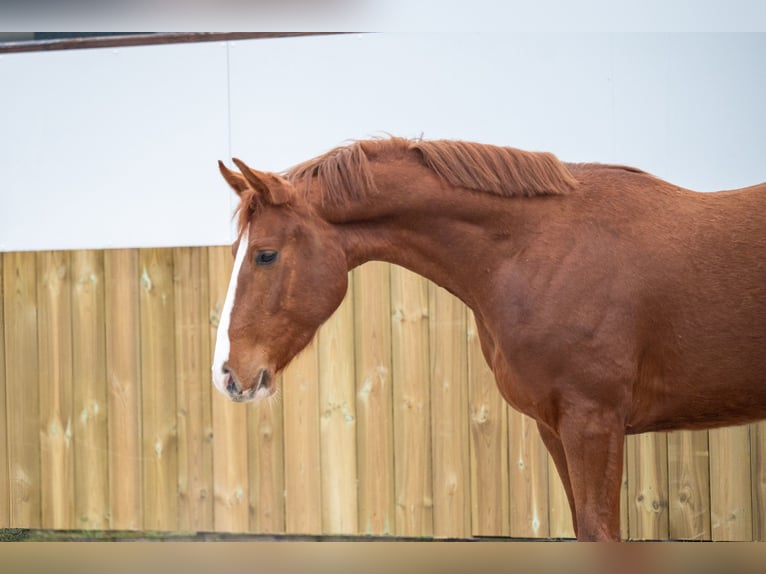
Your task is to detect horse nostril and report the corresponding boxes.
[224,364,242,395]
[226,374,240,395]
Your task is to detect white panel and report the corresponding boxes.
[611,34,674,177]
[1,33,765,252]
[229,33,766,192]
[612,34,766,190]
[664,34,766,191]
[228,33,614,171]
[0,42,233,252]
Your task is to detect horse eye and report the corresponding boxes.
[254,250,279,266]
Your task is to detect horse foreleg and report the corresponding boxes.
[558,412,625,541]
[536,422,578,538]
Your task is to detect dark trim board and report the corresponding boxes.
[0,32,347,54]
[0,528,556,542]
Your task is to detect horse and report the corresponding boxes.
[211,136,766,541]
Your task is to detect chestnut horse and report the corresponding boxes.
[212,137,766,541]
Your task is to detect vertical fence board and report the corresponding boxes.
[71,250,109,529]
[508,412,549,538]
[466,313,509,537]
[139,248,178,531]
[547,453,575,538]
[242,237,285,536]
[248,379,285,533]
[104,249,142,530]
[391,266,433,537]
[709,426,753,540]
[668,430,711,540]
[37,251,74,529]
[627,432,669,540]
[3,252,41,527]
[353,262,395,536]
[752,422,766,541]
[429,283,470,538]
[620,447,630,539]
[318,274,358,534]
[174,247,214,531]
[207,246,249,532]
[0,256,8,527]
[282,337,322,534]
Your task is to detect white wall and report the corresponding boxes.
[2,33,765,251]
[1,41,232,251]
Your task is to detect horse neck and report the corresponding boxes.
[311,160,545,310]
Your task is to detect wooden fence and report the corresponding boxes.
[1,247,765,540]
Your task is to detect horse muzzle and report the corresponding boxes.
[218,363,275,403]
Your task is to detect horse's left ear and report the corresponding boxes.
[231,158,294,206]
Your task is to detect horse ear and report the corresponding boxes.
[218,160,250,196]
[231,158,294,206]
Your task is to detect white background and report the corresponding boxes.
[2,32,765,251]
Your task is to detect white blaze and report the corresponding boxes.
[212,227,249,394]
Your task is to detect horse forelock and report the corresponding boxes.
[282,136,577,206]
[234,187,259,237]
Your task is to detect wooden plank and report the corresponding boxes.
[547,450,574,538]
[0,255,8,527]
[282,337,322,534]
[709,426,752,540]
[207,248,286,535]
[174,247,214,531]
[620,445,629,539]
[390,266,433,537]
[508,412,549,538]
[104,249,142,530]
[626,432,669,540]
[36,251,74,529]
[318,273,358,534]
[668,430,711,540]
[428,282,470,538]
[466,313,509,537]
[3,252,41,527]
[751,422,766,541]
[207,245,249,532]
[139,248,178,531]
[353,262,395,536]
[248,375,285,533]
[71,250,109,529]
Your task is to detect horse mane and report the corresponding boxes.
[284,137,578,205]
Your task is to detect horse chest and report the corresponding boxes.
[472,314,554,421]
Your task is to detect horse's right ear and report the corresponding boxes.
[218,160,250,196]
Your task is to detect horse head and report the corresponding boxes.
[211,159,348,402]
